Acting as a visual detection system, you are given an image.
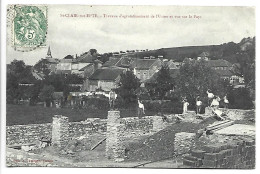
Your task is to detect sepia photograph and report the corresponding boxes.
[2,3,256,170]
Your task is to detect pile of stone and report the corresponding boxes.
[174,132,196,155]
[183,137,255,168]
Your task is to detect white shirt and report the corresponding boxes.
[208,93,214,99]
[196,101,202,106]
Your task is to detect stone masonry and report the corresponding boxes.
[204,107,250,120]
[152,116,167,132]
[183,137,255,168]
[52,115,69,148]
[174,132,196,155]
[106,110,125,162]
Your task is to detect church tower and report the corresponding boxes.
[46,46,52,58]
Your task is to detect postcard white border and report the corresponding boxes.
[1,0,259,174]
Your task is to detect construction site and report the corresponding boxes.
[6,107,255,168]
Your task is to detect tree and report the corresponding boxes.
[39,85,54,107]
[146,64,173,100]
[232,37,255,101]
[6,73,19,104]
[175,59,228,109]
[64,55,74,59]
[34,59,50,76]
[116,70,141,105]
[89,49,97,56]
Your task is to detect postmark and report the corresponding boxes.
[11,5,48,51]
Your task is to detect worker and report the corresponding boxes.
[182,98,189,114]
[196,96,202,114]
[206,90,214,106]
[223,95,229,109]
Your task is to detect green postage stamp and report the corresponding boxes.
[10,5,48,50]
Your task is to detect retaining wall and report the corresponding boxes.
[6,116,154,145]
[204,107,250,120]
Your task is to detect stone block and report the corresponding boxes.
[191,149,206,159]
[183,159,197,167]
[204,153,218,161]
[183,155,198,162]
[203,144,222,153]
[202,159,218,168]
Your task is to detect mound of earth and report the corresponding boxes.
[125,117,216,162]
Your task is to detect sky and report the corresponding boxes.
[6,5,255,65]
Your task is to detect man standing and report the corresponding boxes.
[182,98,189,114]
[196,96,202,114]
[207,90,214,106]
[223,95,229,109]
[109,89,116,109]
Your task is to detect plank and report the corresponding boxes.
[90,138,106,150]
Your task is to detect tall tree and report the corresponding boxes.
[39,85,54,107]
[116,70,141,104]
[152,64,173,100]
[175,59,228,108]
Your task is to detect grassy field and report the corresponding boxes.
[6,104,156,126]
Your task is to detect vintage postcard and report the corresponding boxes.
[5,5,255,169]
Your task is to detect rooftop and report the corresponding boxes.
[88,68,125,81]
[131,59,159,69]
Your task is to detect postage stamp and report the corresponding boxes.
[11,5,48,50]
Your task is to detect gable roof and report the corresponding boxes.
[103,57,133,68]
[88,68,125,81]
[79,64,93,71]
[206,60,232,67]
[59,59,73,63]
[103,57,121,67]
[116,57,132,67]
[77,52,100,63]
[198,51,210,57]
[131,59,159,70]
[145,69,180,83]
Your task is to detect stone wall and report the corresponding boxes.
[6,123,52,145]
[174,132,196,155]
[204,107,251,120]
[6,121,106,146]
[6,116,153,146]
[219,108,250,120]
[152,116,168,132]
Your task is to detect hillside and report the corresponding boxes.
[109,37,255,63]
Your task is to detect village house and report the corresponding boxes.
[206,60,233,81]
[165,60,181,69]
[56,51,102,76]
[206,59,245,85]
[83,67,126,92]
[131,58,162,82]
[56,58,73,75]
[197,51,210,60]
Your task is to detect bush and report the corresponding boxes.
[84,97,110,110]
[228,88,254,109]
[143,100,183,114]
